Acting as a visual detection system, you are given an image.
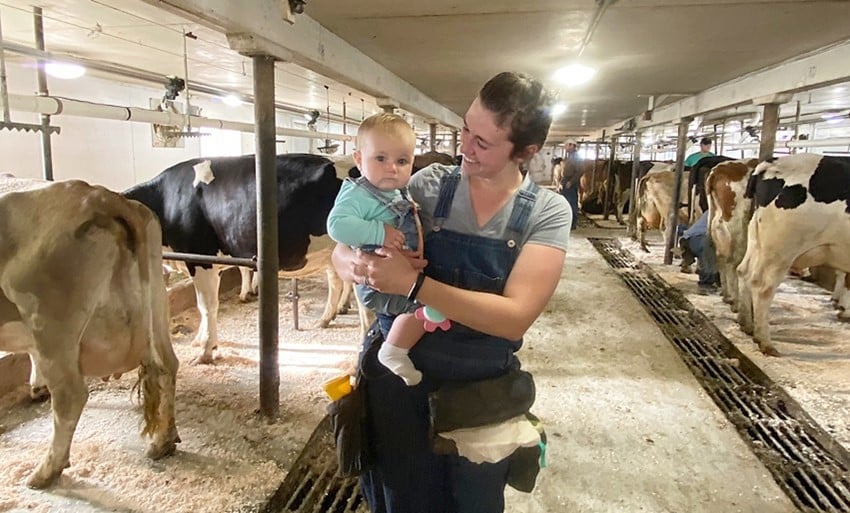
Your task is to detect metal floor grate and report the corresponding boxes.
[590,237,850,513]
[263,416,368,513]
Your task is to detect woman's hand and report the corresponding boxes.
[360,247,421,296]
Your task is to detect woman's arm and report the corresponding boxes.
[350,243,565,341]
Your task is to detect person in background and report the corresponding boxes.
[332,71,571,513]
[679,209,720,294]
[684,137,715,168]
[557,138,581,230]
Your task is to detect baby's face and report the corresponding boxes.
[355,131,415,191]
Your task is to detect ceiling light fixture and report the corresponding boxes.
[553,63,596,87]
[551,103,568,117]
[45,61,86,79]
[221,94,242,107]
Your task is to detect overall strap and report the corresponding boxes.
[348,176,406,211]
[505,180,540,237]
[432,167,462,228]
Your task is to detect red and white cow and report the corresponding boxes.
[736,154,850,355]
[705,158,760,308]
[635,169,690,252]
[0,177,179,488]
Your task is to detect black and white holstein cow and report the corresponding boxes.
[0,176,179,488]
[124,153,346,364]
[737,154,850,356]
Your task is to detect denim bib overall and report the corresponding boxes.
[350,176,423,315]
[360,168,539,513]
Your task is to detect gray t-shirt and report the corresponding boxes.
[408,164,571,251]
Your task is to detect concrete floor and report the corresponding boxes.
[503,224,797,513]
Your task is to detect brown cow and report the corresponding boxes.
[635,169,690,252]
[0,177,179,488]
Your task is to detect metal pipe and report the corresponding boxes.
[254,54,279,419]
[725,137,850,150]
[162,251,257,268]
[0,11,10,123]
[792,100,801,154]
[6,93,353,141]
[0,40,357,127]
[33,7,53,181]
[664,120,690,265]
[289,278,299,330]
[451,129,458,157]
[429,123,437,153]
[342,99,347,154]
[578,0,619,57]
[627,131,642,237]
[602,137,617,221]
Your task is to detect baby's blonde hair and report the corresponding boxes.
[356,113,416,149]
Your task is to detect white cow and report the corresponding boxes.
[737,154,850,355]
[0,177,180,488]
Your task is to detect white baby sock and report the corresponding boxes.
[377,344,422,386]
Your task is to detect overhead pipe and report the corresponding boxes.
[0,40,356,126]
[5,93,353,141]
[578,0,620,57]
[725,137,850,151]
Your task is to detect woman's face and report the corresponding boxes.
[459,97,517,178]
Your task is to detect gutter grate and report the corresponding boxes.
[264,416,368,513]
[590,237,850,513]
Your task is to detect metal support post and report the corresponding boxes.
[33,7,54,180]
[664,119,691,265]
[602,137,617,221]
[627,131,642,237]
[253,54,280,418]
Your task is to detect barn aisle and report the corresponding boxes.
[504,226,797,513]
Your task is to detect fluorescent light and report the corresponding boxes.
[45,62,85,79]
[553,64,596,87]
[221,94,242,107]
[551,103,568,117]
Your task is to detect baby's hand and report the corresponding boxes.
[383,225,405,250]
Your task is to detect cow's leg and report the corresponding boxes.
[832,271,847,306]
[836,272,850,321]
[238,267,257,303]
[337,280,353,315]
[749,258,789,356]
[27,343,88,488]
[145,265,181,459]
[355,292,376,342]
[736,245,755,336]
[28,353,50,402]
[317,266,343,328]
[191,267,220,364]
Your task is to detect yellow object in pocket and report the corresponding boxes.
[323,374,353,401]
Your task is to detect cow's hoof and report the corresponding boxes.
[26,464,63,489]
[722,296,733,305]
[315,318,332,329]
[337,306,350,315]
[238,293,257,303]
[147,437,179,460]
[30,386,50,403]
[190,354,215,365]
[759,344,781,357]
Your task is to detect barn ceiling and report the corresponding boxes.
[1,0,849,143]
